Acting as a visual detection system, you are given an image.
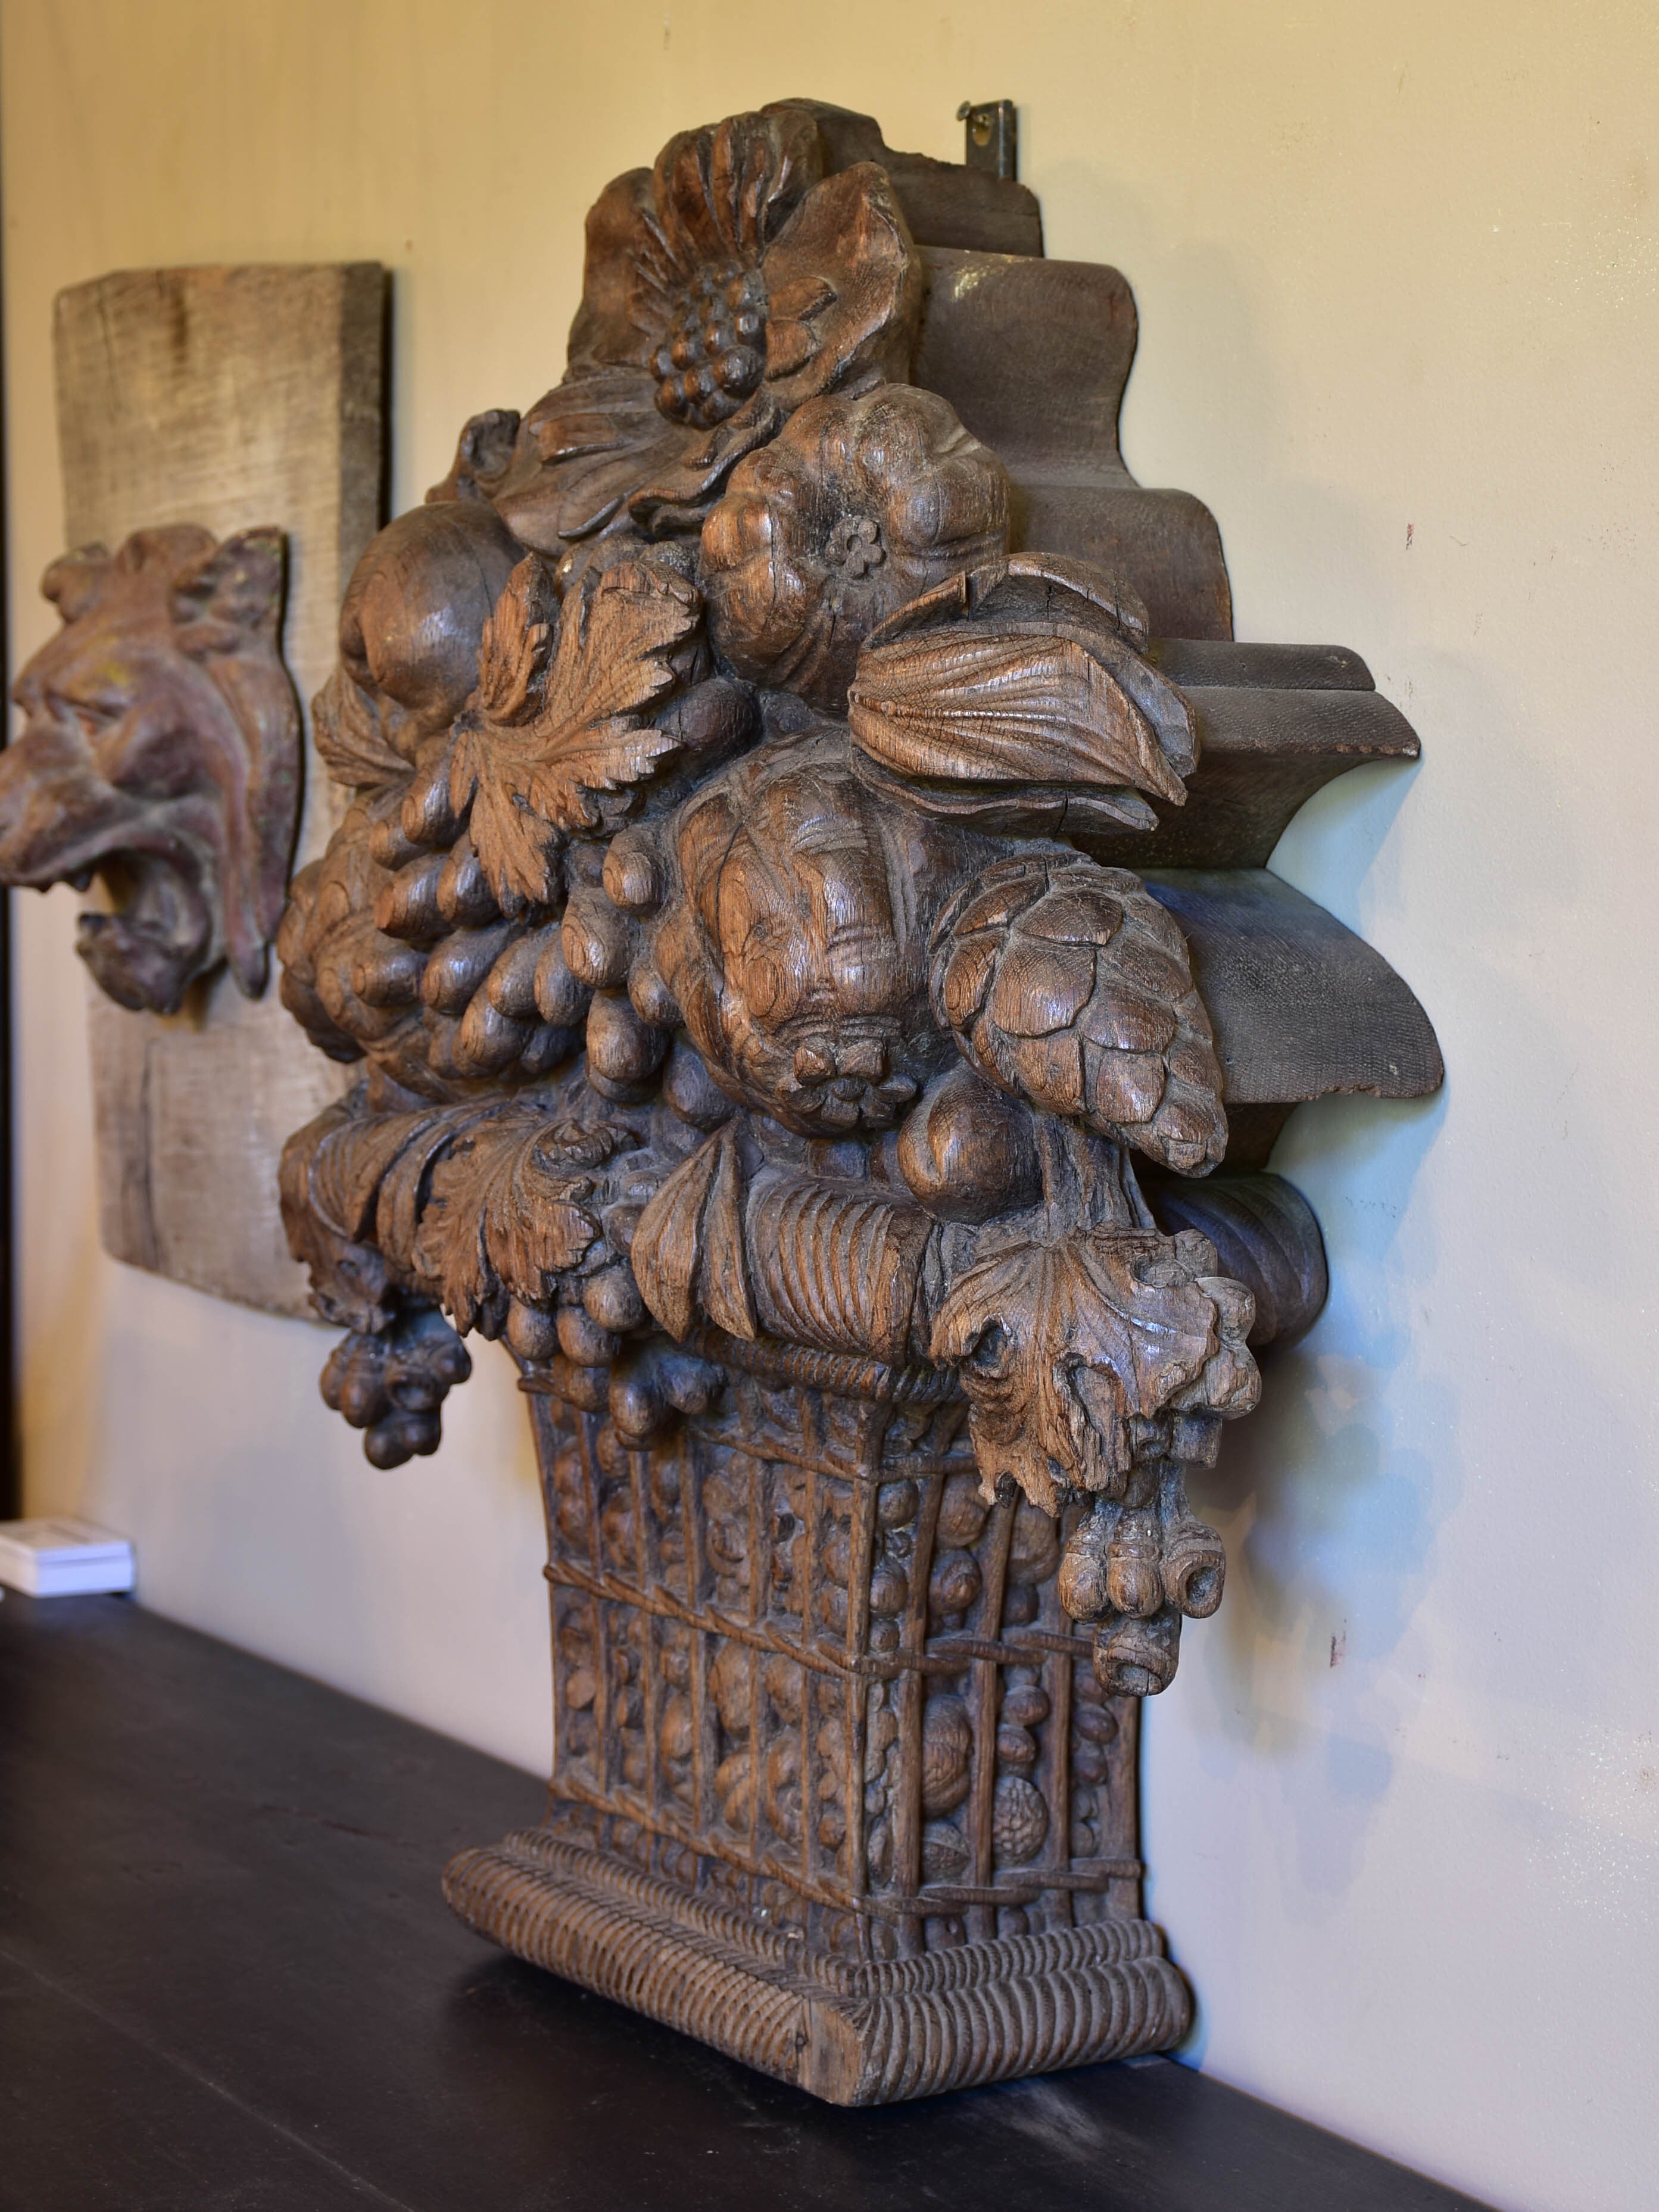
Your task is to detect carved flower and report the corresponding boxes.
[699,386,1009,709]
[485,105,924,554]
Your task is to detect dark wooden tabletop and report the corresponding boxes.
[0,1590,1491,2211]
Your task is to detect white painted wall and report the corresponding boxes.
[4,7,1655,2207]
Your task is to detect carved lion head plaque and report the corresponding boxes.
[0,522,300,1013]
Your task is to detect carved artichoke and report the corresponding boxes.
[929,851,1227,1175]
[700,385,1009,709]
[478,105,924,552]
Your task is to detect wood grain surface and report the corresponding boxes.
[53,263,384,1316]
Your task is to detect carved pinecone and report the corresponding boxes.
[928,852,1227,1175]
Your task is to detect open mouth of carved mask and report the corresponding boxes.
[71,841,217,1015]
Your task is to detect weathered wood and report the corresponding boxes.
[270,102,1443,2100]
[1145,867,1445,1110]
[51,263,385,1317]
[914,249,1234,639]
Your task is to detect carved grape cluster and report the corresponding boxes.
[1057,1420,1231,1697]
[653,263,768,427]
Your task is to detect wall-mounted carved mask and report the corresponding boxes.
[277,99,1442,2101]
[0,523,300,1013]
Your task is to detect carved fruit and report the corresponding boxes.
[920,1696,973,1817]
[1095,1611,1181,1699]
[895,1059,1041,1224]
[584,1265,646,1334]
[991,1775,1049,1865]
[1105,1512,1165,1618]
[700,385,1009,711]
[1000,1683,1050,1729]
[1161,1515,1227,1617]
[935,1471,990,1548]
[921,1821,970,1883]
[585,990,669,1101]
[930,851,1227,1175]
[647,729,961,1137]
[996,1726,1037,1770]
[868,1562,910,1617]
[1058,1517,1112,1620]
[1007,1500,1062,1586]
[929,1550,983,1618]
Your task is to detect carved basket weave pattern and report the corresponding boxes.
[526,1339,1143,1961]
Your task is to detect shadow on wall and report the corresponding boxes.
[1207,1093,1447,1802]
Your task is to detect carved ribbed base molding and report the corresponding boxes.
[443,1827,1191,2105]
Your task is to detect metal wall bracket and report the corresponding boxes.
[956,98,1018,180]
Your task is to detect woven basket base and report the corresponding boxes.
[443,1826,1192,2105]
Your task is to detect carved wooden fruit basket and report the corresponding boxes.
[448,1346,1181,2104]
[277,102,1442,2101]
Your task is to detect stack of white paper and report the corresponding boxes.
[0,1518,135,1596]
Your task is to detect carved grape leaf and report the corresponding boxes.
[284,1096,624,1335]
[473,556,554,725]
[931,1227,1258,1514]
[414,1110,614,1331]
[450,559,704,911]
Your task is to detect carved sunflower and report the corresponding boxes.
[483,105,924,554]
[699,385,1010,710]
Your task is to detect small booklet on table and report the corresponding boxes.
[0,1518,135,1596]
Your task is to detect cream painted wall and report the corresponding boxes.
[4,5,1656,2207]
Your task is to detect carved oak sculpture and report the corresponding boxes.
[279,103,1441,2101]
[0,524,300,1013]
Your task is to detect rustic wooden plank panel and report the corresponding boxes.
[52,263,384,1318]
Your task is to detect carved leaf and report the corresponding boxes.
[416,1110,610,1331]
[930,853,1228,1176]
[631,1122,754,1341]
[451,560,703,910]
[849,627,1189,824]
[473,557,555,725]
[931,1227,1259,1514]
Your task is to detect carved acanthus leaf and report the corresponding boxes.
[631,1122,754,1341]
[450,560,704,910]
[931,1226,1259,1514]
